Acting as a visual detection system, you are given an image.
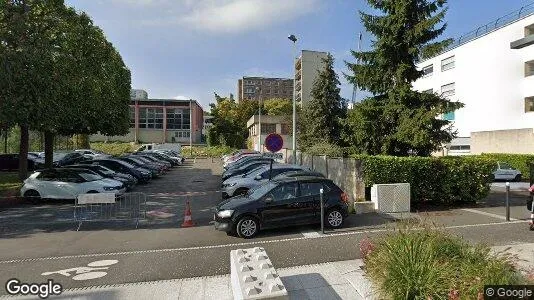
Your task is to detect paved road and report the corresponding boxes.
[1,159,533,295]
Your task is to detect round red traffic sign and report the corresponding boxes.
[264,133,283,153]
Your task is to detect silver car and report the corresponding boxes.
[221,164,310,199]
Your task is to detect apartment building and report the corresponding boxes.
[294,50,328,106]
[237,77,294,102]
[246,115,293,152]
[91,89,204,144]
[412,4,534,154]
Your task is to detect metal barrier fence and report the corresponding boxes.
[74,192,147,231]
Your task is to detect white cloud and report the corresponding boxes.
[138,0,320,33]
[173,95,190,100]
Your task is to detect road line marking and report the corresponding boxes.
[460,208,519,221]
[301,231,321,238]
[0,220,525,264]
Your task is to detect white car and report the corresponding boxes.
[74,149,110,159]
[493,162,522,182]
[21,168,125,200]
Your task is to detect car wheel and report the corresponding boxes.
[234,188,248,197]
[236,216,259,239]
[326,208,344,229]
[24,190,41,203]
[514,174,522,182]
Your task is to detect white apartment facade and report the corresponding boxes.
[413,5,534,154]
[295,50,328,106]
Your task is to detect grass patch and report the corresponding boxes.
[90,142,137,156]
[182,145,236,158]
[363,223,527,299]
[0,172,22,197]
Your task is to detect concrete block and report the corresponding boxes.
[231,247,288,300]
[354,202,375,215]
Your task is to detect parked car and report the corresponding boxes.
[493,162,522,181]
[91,158,152,183]
[214,176,350,238]
[221,164,309,199]
[135,143,181,154]
[222,159,275,181]
[223,152,261,169]
[135,154,172,169]
[134,155,169,171]
[0,154,36,171]
[119,156,162,177]
[138,151,179,166]
[54,152,91,167]
[223,154,265,171]
[154,150,184,164]
[20,168,125,201]
[223,150,258,163]
[74,149,110,159]
[64,164,137,191]
[272,170,325,179]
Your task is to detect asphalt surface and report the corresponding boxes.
[1,159,533,295]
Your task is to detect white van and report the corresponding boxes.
[136,143,181,154]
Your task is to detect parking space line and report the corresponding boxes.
[0,220,525,265]
[301,231,321,238]
[460,208,518,221]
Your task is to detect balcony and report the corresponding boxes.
[295,58,302,70]
[295,69,302,81]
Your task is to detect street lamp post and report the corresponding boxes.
[288,34,298,164]
[256,86,262,153]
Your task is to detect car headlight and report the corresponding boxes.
[103,186,117,191]
[217,210,234,218]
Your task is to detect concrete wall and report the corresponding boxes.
[413,14,534,137]
[286,151,365,203]
[472,128,534,154]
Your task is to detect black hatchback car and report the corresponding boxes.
[213,177,349,238]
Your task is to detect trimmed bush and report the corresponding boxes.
[305,142,344,157]
[479,153,534,181]
[182,146,236,158]
[365,225,526,299]
[353,155,495,205]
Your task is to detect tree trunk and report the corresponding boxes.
[44,131,54,168]
[18,125,29,181]
[80,134,90,149]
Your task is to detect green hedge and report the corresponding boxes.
[479,153,534,181]
[353,155,495,205]
[90,142,136,156]
[182,146,236,157]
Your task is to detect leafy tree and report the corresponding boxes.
[263,98,293,116]
[298,53,347,150]
[208,95,258,148]
[344,0,463,156]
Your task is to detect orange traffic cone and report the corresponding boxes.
[181,201,194,228]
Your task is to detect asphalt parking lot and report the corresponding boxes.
[0,159,533,294]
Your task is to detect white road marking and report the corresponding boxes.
[41,260,119,281]
[0,220,525,265]
[301,230,321,238]
[460,208,519,221]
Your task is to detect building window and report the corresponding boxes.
[525,24,534,37]
[274,90,278,94]
[281,124,291,135]
[441,83,455,97]
[525,60,534,77]
[245,88,254,93]
[129,107,135,128]
[166,108,191,129]
[422,65,433,77]
[245,80,254,85]
[139,108,163,129]
[441,56,455,71]
[443,111,455,121]
[525,97,534,112]
[261,124,277,134]
[265,81,271,86]
[423,89,433,94]
[450,145,470,151]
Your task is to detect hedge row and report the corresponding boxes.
[353,155,496,205]
[90,142,136,156]
[479,153,534,181]
[182,145,236,157]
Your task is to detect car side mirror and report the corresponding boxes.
[255,175,262,181]
[264,197,273,203]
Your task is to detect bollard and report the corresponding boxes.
[320,188,325,234]
[505,182,510,221]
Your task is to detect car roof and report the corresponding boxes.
[272,176,329,184]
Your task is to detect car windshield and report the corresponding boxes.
[248,182,276,199]
[114,160,136,169]
[77,171,104,181]
[96,165,116,175]
[244,166,268,177]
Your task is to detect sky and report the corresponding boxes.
[65,0,533,110]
